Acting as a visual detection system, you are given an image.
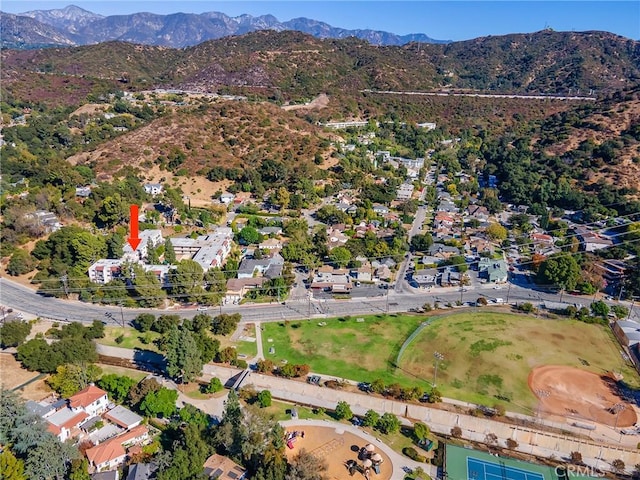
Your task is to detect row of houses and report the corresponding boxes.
[26,385,149,473]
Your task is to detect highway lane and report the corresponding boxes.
[4,276,632,326]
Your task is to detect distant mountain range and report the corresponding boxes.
[0,4,450,49]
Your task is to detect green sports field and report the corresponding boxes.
[261,311,639,412]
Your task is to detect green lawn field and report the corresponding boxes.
[261,312,640,413]
[262,315,428,387]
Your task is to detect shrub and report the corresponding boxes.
[376,412,401,434]
[114,334,125,344]
[402,447,426,462]
[505,438,518,449]
[450,426,462,438]
[363,409,380,427]
[204,377,223,394]
[334,401,353,420]
[256,359,275,373]
[257,390,272,408]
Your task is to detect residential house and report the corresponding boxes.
[396,183,414,201]
[259,238,283,251]
[478,258,509,283]
[143,183,163,196]
[104,406,143,430]
[92,471,119,480]
[220,193,235,204]
[258,226,283,236]
[126,464,157,480]
[76,186,92,198]
[24,210,62,233]
[466,237,494,257]
[69,385,109,417]
[351,264,373,282]
[237,253,284,279]
[203,454,246,480]
[575,227,614,252]
[225,278,268,304]
[45,406,89,442]
[327,227,349,249]
[86,425,149,472]
[530,233,555,253]
[434,212,455,228]
[375,265,392,281]
[466,205,490,222]
[428,243,460,260]
[372,204,389,215]
[125,463,157,480]
[596,259,629,285]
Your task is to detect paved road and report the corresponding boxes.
[2,277,638,326]
[395,205,428,295]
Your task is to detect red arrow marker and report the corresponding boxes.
[127,204,141,251]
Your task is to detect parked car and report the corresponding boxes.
[358,382,372,393]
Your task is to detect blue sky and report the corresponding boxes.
[3,1,639,41]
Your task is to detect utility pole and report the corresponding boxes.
[506,282,512,304]
[60,274,70,299]
[385,285,389,314]
[118,302,125,329]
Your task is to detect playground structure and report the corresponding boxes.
[284,426,392,480]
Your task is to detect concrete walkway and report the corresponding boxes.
[280,419,438,480]
[254,322,265,361]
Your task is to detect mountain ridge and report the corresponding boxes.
[2,4,450,49]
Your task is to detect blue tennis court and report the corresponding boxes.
[467,457,545,480]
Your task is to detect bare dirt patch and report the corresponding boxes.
[528,365,637,427]
[284,425,392,480]
[282,93,330,111]
[0,353,52,401]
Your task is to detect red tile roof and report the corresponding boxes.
[69,385,107,409]
[85,425,148,467]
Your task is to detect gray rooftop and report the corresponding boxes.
[126,463,158,480]
[25,400,55,418]
[105,405,143,428]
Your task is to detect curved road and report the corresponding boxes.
[1,277,635,325]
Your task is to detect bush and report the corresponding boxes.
[450,426,462,438]
[257,390,272,408]
[233,359,248,369]
[376,412,401,434]
[505,438,518,449]
[114,334,125,344]
[204,377,223,394]
[256,359,275,373]
[334,401,353,420]
[402,447,426,462]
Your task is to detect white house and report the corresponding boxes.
[143,183,163,196]
[220,193,235,204]
[69,385,109,417]
[86,425,149,472]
